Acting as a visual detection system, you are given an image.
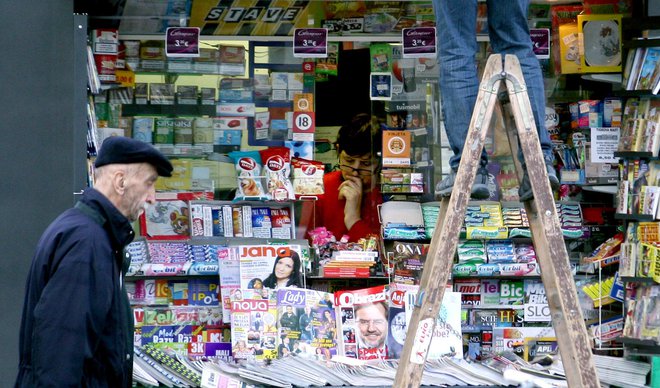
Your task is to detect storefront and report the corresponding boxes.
[3,0,659,386]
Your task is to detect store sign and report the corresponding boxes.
[402,27,436,58]
[293,28,327,58]
[292,112,315,141]
[166,27,200,57]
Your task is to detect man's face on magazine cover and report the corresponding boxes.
[356,303,387,349]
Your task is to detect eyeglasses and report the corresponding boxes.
[338,164,374,175]
[338,154,376,175]
[358,319,387,327]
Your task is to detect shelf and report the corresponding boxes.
[613,151,656,159]
[125,274,218,281]
[121,103,216,117]
[619,337,660,356]
[620,276,658,284]
[581,185,617,195]
[119,33,489,44]
[623,37,660,48]
[614,213,655,221]
[612,90,660,98]
[581,73,622,84]
[461,304,525,310]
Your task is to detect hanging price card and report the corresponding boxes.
[530,28,550,59]
[293,28,328,58]
[292,112,315,141]
[166,27,200,57]
[402,27,437,58]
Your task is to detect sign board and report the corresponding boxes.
[293,28,327,58]
[166,27,200,57]
[402,27,437,58]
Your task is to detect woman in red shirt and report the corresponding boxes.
[314,113,383,242]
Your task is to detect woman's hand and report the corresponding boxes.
[338,175,363,230]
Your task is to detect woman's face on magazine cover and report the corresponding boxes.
[275,256,294,280]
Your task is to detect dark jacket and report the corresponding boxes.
[15,188,135,388]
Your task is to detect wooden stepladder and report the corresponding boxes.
[393,54,601,388]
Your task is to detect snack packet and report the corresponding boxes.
[229,150,266,200]
[259,146,294,201]
[291,157,325,196]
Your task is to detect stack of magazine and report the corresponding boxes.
[195,354,571,388]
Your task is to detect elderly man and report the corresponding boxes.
[15,137,172,388]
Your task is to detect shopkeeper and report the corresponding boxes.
[313,113,383,242]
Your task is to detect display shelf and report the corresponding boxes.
[623,37,660,48]
[461,304,525,310]
[581,185,617,195]
[121,103,216,117]
[619,337,660,355]
[581,73,622,84]
[614,213,655,221]
[125,274,218,281]
[620,276,658,284]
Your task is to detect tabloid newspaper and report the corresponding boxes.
[230,288,278,361]
[276,288,338,360]
[335,285,389,360]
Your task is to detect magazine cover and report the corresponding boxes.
[390,241,429,285]
[387,283,418,359]
[238,244,305,289]
[335,285,389,360]
[404,289,463,359]
[218,247,240,324]
[140,191,213,240]
[230,288,278,361]
[276,288,338,360]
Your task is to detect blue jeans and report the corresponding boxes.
[434,0,554,170]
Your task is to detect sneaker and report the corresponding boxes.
[519,164,560,202]
[436,167,490,199]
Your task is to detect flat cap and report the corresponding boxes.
[94,137,173,177]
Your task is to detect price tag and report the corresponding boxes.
[293,28,328,58]
[292,112,315,141]
[530,28,550,59]
[165,27,200,57]
[402,27,437,58]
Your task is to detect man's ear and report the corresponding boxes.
[112,169,126,195]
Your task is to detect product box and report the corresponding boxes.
[216,103,255,117]
[167,58,193,72]
[132,117,154,143]
[603,97,622,127]
[288,73,304,90]
[149,83,175,105]
[213,117,248,130]
[176,85,198,105]
[271,89,288,101]
[154,117,174,144]
[213,129,242,147]
[173,118,193,145]
[134,83,148,104]
[572,100,602,128]
[200,87,216,105]
[193,117,214,146]
[270,72,289,89]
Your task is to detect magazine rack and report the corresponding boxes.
[393,54,601,388]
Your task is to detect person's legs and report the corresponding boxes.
[487,0,559,200]
[486,0,554,164]
[434,0,489,199]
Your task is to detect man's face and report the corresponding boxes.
[121,163,158,222]
[356,303,387,349]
